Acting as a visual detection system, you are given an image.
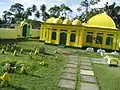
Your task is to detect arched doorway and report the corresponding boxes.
[22,24,27,37]
[59,32,67,46]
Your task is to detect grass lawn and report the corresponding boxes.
[93,64,120,90]
[0,40,69,90]
[1,39,120,90]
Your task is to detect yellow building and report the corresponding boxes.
[39,13,120,50]
[0,19,40,39]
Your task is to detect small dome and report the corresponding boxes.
[62,18,72,25]
[54,18,62,24]
[72,19,81,25]
[87,13,116,29]
[46,17,55,23]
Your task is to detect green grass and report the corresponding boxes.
[93,64,120,90]
[1,39,120,90]
[0,40,69,90]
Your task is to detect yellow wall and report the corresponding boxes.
[31,29,40,37]
[39,22,120,50]
[0,28,17,39]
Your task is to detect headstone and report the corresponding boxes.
[1,48,5,54]
[34,49,38,55]
[29,51,32,58]
[20,48,23,54]
[13,50,17,56]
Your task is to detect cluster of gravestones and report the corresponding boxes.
[0,43,19,56]
[0,61,27,87]
[0,43,47,59]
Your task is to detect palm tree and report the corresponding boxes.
[40,4,49,21]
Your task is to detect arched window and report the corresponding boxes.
[86,35,93,43]
[96,35,103,44]
[52,32,56,40]
[70,33,76,42]
[106,37,113,45]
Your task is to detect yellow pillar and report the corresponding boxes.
[48,28,52,43]
[113,34,117,50]
[79,27,84,47]
[102,33,107,49]
[45,28,49,43]
[92,31,96,47]
[56,29,60,44]
[75,30,79,46]
[66,30,71,46]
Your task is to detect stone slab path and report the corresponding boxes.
[80,57,100,90]
[58,55,78,90]
[91,58,107,65]
[58,56,101,90]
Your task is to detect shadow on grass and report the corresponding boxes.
[0,84,27,90]
[16,72,42,78]
[10,85,27,90]
[44,52,55,56]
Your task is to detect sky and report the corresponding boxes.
[0,0,120,20]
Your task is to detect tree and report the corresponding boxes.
[2,11,12,23]
[40,4,49,21]
[104,2,120,28]
[48,5,61,18]
[10,3,24,20]
[31,4,38,20]
[77,0,100,22]
[31,4,37,13]
[35,11,40,19]
[24,7,32,19]
[60,4,72,19]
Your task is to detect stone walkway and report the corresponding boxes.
[58,55,78,90]
[80,57,100,90]
[58,56,101,90]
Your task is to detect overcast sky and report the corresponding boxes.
[0,0,120,20]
